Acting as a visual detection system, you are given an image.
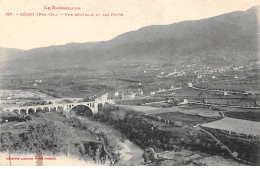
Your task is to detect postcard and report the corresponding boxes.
[0,0,259,166]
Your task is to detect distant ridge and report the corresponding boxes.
[0,6,259,73]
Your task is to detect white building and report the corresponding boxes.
[95,93,108,102]
[35,80,43,83]
[95,93,114,105]
[188,82,193,88]
[224,91,229,96]
[137,90,143,96]
[178,99,188,105]
[114,91,120,97]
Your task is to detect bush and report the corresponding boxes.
[24,115,33,121]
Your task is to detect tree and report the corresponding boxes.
[117,110,126,122]
[83,96,90,102]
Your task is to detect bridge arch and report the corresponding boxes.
[36,107,43,113]
[13,109,20,115]
[50,107,57,111]
[57,106,63,112]
[43,107,50,113]
[28,108,35,114]
[69,105,93,117]
[20,109,27,116]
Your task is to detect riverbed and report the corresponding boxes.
[115,139,144,166]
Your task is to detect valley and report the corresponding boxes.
[0,5,259,166]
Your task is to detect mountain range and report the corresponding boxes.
[0,6,259,73]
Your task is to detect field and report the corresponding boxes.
[116,104,221,127]
[149,112,220,126]
[201,117,260,136]
[117,104,221,117]
[225,110,260,122]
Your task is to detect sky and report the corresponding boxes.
[0,0,259,50]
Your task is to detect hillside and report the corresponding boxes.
[0,6,259,73]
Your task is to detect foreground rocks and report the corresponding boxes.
[0,121,117,164]
[142,147,202,165]
[142,147,245,166]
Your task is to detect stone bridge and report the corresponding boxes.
[2,100,113,115]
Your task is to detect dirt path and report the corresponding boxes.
[198,126,254,165]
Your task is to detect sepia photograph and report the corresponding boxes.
[0,0,259,166]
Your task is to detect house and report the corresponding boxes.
[188,82,193,88]
[170,85,181,90]
[136,89,143,96]
[122,92,136,100]
[197,75,203,79]
[35,80,43,83]
[170,85,175,90]
[256,100,260,107]
[245,90,259,95]
[101,93,108,100]
[95,93,108,102]
[178,99,188,106]
[114,91,120,97]
[223,91,229,96]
